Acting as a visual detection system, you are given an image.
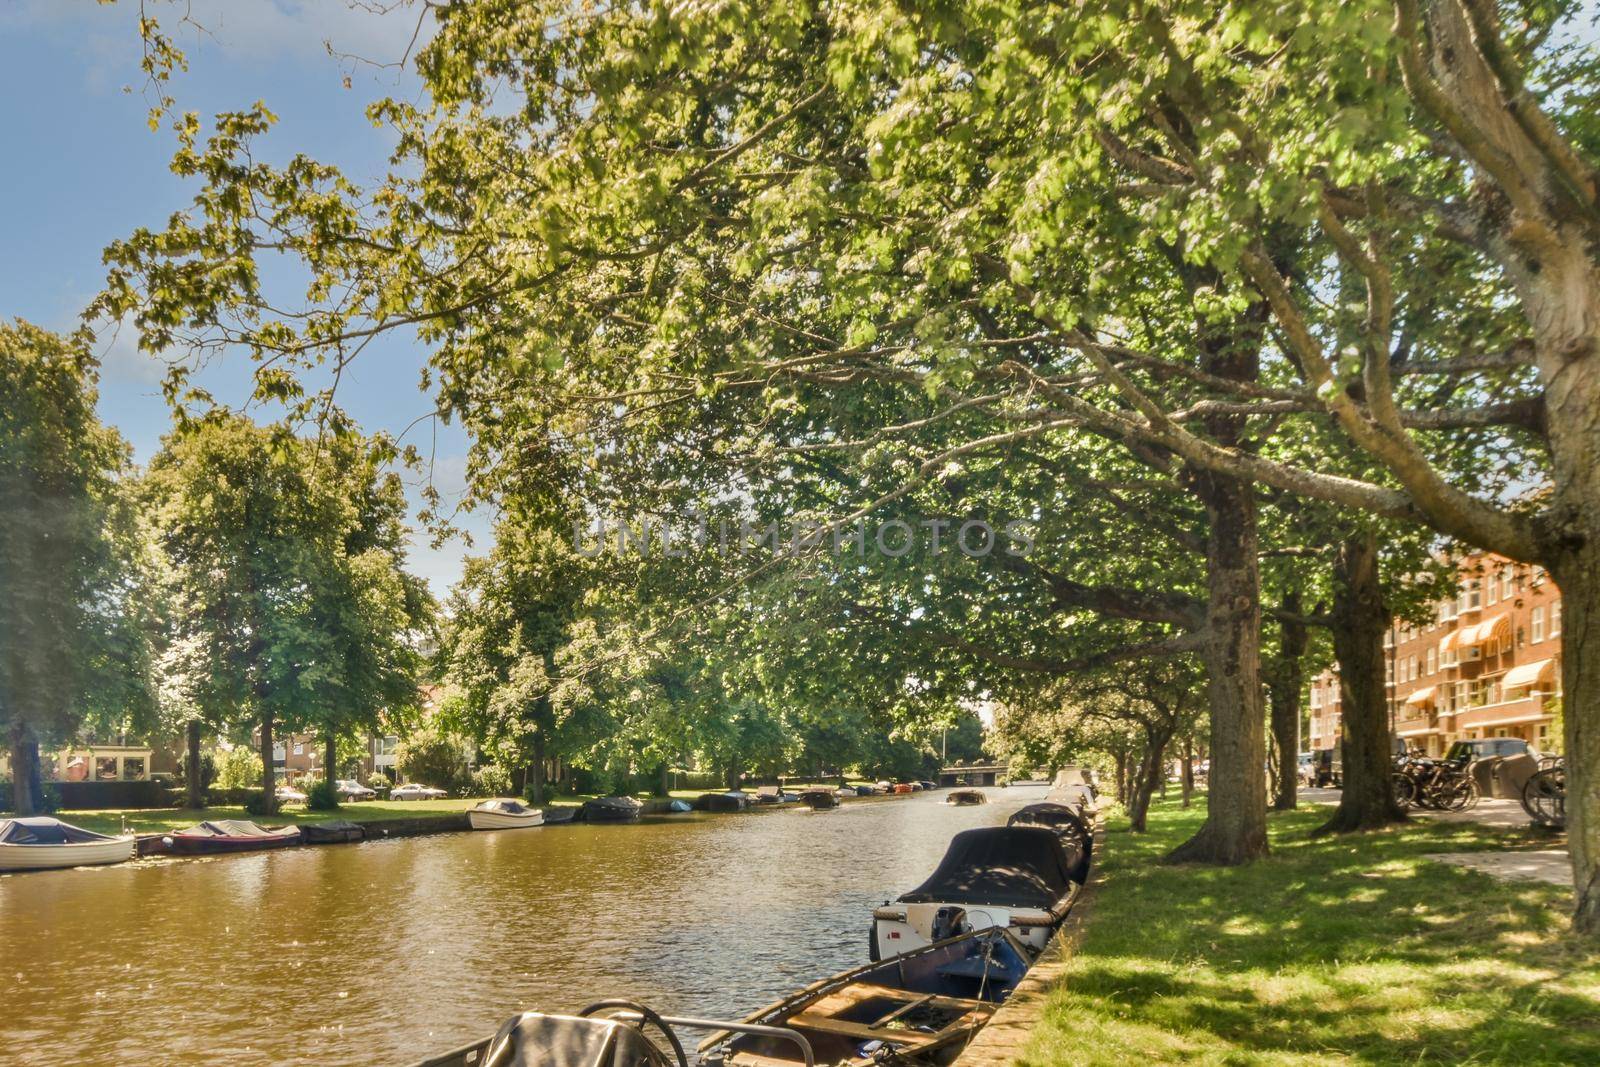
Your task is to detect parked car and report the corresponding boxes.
[275,785,308,804]
[390,783,448,801]
[334,779,377,801]
[1444,738,1541,763]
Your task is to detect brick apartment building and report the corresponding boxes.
[1309,553,1564,757]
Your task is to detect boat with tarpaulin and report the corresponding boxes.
[870,826,1080,959]
[470,798,546,830]
[0,817,135,871]
[164,820,301,855]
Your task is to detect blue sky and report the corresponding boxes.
[0,0,485,594]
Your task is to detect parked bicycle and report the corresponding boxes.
[1392,754,1478,812]
[1520,757,1566,829]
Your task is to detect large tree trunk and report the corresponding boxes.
[528,730,547,805]
[1317,533,1405,835]
[1266,591,1308,811]
[724,758,743,791]
[657,762,671,798]
[8,719,39,816]
[1168,470,1269,864]
[323,733,338,785]
[185,719,204,808]
[258,707,278,815]
[1553,538,1600,932]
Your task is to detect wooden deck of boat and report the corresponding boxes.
[724,980,997,1067]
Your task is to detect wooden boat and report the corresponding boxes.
[799,789,839,810]
[893,783,914,794]
[469,798,546,831]
[299,820,366,844]
[164,820,301,855]
[582,795,644,822]
[702,926,1035,1067]
[1007,803,1093,885]
[0,817,135,871]
[945,790,986,806]
[871,826,1080,958]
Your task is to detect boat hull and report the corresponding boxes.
[469,809,545,830]
[0,837,135,871]
[166,831,300,855]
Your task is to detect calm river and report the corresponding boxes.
[0,784,1047,1065]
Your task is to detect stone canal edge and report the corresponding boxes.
[951,822,1110,1067]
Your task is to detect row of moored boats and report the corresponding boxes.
[413,769,1101,1067]
[0,777,959,870]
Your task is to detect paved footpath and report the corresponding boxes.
[1299,786,1570,887]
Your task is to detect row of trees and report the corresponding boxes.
[0,321,431,815]
[103,1,1600,930]
[1,323,983,814]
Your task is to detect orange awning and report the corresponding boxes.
[1438,631,1461,655]
[1461,612,1511,648]
[1404,685,1437,708]
[1502,658,1556,691]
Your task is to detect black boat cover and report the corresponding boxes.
[582,796,644,820]
[0,817,116,844]
[1008,803,1092,883]
[898,826,1075,908]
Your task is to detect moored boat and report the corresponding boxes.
[945,789,986,806]
[0,817,135,871]
[694,791,751,813]
[798,789,839,810]
[469,798,546,831]
[541,806,579,825]
[164,820,301,855]
[666,799,693,813]
[1007,802,1093,884]
[582,795,644,822]
[300,819,366,845]
[702,926,1035,1067]
[871,826,1080,959]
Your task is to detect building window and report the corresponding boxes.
[1487,576,1498,605]
[95,757,119,781]
[1426,648,1436,675]
[122,757,146,781]
[1551,600,1561,638]
[1459,579,1482,613]
[1441,597,1458,622]
[1500,566,1514,600]
[1409,655,1418,681]
[1532,607,1546,643]
[1531,564,1547,586]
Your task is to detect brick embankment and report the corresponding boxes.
[951,822,1108,1067]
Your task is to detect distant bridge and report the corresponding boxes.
[938,763,1008,787]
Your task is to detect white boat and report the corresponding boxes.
[0,817,136,871]
[468,798,545,831]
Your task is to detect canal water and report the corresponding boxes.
[0,784,1047,1065]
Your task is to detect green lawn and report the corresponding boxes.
[60,798,489,836]
[1023,794,1600,1066]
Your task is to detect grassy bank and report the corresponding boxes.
[57,780,895,835]
[1024,794,1600,1065]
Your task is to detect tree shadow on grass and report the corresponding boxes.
[1025,798,1600,1064]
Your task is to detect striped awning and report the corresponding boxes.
[1404,685,1437,708]
[1438,631,1461,654]
[1502,658,1556,691]
[1460,612,1511,648]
